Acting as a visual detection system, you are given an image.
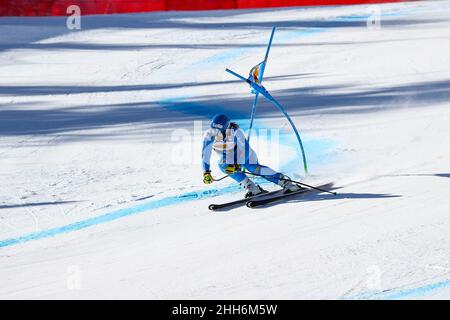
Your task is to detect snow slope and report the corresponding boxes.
[0,1,449,299]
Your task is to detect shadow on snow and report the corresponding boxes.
[1,78,450,138]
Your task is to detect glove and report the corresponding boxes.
[224,164,241,175]
[203,170,213,184]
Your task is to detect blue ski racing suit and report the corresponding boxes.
[202,122,284,185]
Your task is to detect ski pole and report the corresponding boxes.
[213,175,230,182]
[243,170,337,195]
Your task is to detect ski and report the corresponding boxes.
[208,189,282,211]
[246,183,334,208]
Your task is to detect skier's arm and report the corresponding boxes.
[202,130,214,172]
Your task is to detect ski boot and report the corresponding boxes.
[241,177,267,198]
[278,175,304,194]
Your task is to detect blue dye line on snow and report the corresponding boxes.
[384,279,450,299]
[0,132,332,248]
[0,184,242,248]
[349,278,450,300]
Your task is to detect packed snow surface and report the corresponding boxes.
[0,0,449,299]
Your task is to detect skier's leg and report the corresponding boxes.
[218,162,265,197]
[243,163,282,184]
[244,163,302,193]
[218,162,246,183]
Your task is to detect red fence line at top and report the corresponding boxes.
[0,0,411,16]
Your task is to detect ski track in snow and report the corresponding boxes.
[1,0,450,299]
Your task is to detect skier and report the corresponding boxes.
[202,114,302,198]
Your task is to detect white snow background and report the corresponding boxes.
[0,0,449,299]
